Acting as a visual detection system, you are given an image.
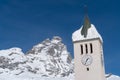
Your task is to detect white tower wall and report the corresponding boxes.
[73,38,106,80]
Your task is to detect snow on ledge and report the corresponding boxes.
[72,24,103,42]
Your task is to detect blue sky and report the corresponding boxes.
[0,0,120,76]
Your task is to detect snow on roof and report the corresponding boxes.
[72,24,103,42]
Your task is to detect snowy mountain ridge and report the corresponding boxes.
[0,36,119,80]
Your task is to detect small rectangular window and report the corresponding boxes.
[87,68,89,71]
[85,44,88,54]
[80,45,83,55]
[90,43,93,53]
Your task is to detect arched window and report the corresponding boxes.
[80,45,83,55]
[90,43,93,53]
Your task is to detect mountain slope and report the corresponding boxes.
[26,36,73,77]
[0,73,119,80]
[0,36,73,77]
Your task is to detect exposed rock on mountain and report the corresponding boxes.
[26,36,73,77]
[0,36,73,77]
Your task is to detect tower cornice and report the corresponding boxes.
[73,37,103,45]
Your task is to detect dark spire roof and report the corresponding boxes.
[81,6,91,38]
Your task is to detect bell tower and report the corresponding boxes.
[72,12,106,80]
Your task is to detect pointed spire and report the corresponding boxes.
[81,5,91,38]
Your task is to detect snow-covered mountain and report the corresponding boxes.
[0,36,119,80]
[26,36,73,77]
[107,75,120,80]
[0,36,73,78]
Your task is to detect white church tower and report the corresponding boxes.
[72,13,106,80]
